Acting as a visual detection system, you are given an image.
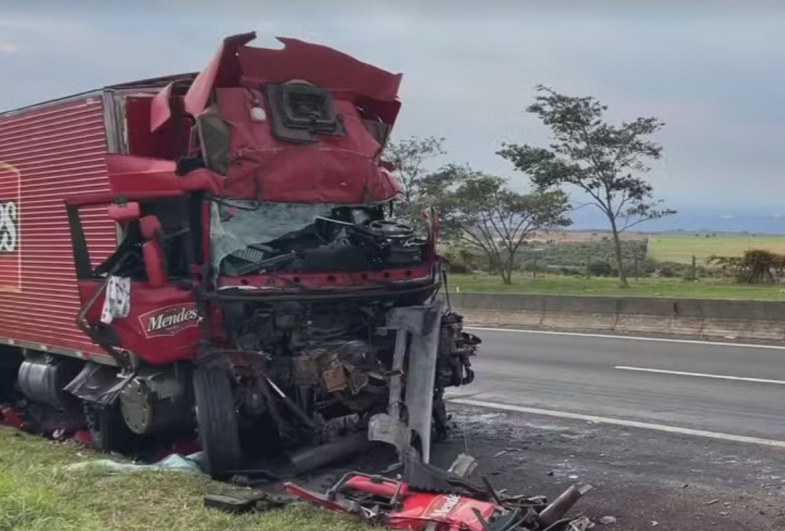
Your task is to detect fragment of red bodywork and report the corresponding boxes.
[285,465,591,531]
[286,474,498,531]
[0,404,23,429]
[286,471,592,531]
[73,429,93,446]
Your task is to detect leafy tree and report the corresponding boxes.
[498,86,675,286]
[441,173,571,284]
[383,136,446,222]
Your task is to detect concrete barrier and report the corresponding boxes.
[446,292,785,341]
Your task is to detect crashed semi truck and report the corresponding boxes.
[0,32,480,477]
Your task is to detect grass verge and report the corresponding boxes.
[448,273,785,300]
[0,427,369,531]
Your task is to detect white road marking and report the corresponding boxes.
[465,326,785,351]
[449,398,785,449]
[614,365,785,385]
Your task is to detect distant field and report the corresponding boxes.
[534,231,785,265]
[532,231,646,244]
[648,234,785,264]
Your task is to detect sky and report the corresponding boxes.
[2,1,785,230]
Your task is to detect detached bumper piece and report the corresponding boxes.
[285,459,593,531]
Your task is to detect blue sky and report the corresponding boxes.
[2,1,785,227]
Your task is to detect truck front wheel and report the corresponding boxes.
[193,366,242,479]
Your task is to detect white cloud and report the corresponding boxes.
[0,42,18,53]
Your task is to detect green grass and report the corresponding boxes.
[449,273,785,300]
[648,233,785,264]
[0,427,369,531]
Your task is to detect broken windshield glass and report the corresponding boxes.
[209,198,426,280]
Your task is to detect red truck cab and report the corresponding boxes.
[20,33,479,478]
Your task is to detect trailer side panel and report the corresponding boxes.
[0,94,115,357]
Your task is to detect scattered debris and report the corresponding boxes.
[203,494,260,514]
[493,450,508,458]
[285,452,593,531]
[566,516,594,530]
[204,492,290,514]
[706,499,720,506]
[448,453,478,478]
[64,452,205,474]
[598,515,617,525]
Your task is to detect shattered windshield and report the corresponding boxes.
[209,199,425,279]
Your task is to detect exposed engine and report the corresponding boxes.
[216,295,478,447]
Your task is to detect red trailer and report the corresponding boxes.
[0,75,194,359]
[0,33,479,478]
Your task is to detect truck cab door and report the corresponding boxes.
[67,197,201,367]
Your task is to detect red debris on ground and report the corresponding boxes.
[285,471,592,531]
[0,404,23,429]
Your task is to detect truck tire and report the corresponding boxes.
[193,366,241,479]
[83,401,136,454]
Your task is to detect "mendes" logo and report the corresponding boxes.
[424,494,462,519]
[139,303,200,338]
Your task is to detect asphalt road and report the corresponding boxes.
[449,328,785,441]
[437,328,785,530]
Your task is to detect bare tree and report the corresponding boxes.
[498,86,675,286]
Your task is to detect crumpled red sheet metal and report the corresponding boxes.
[286,474,498,531]
[183,33,402,118]
[285,472,592,531]
[215,87,401,203]
[123,32,405,205]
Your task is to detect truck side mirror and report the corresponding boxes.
[107,202,140,223]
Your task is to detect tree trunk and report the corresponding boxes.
[609,218,628,287]
[500,255,515,284]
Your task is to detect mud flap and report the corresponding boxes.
[368,300,443,463]
[64,361,131,406]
